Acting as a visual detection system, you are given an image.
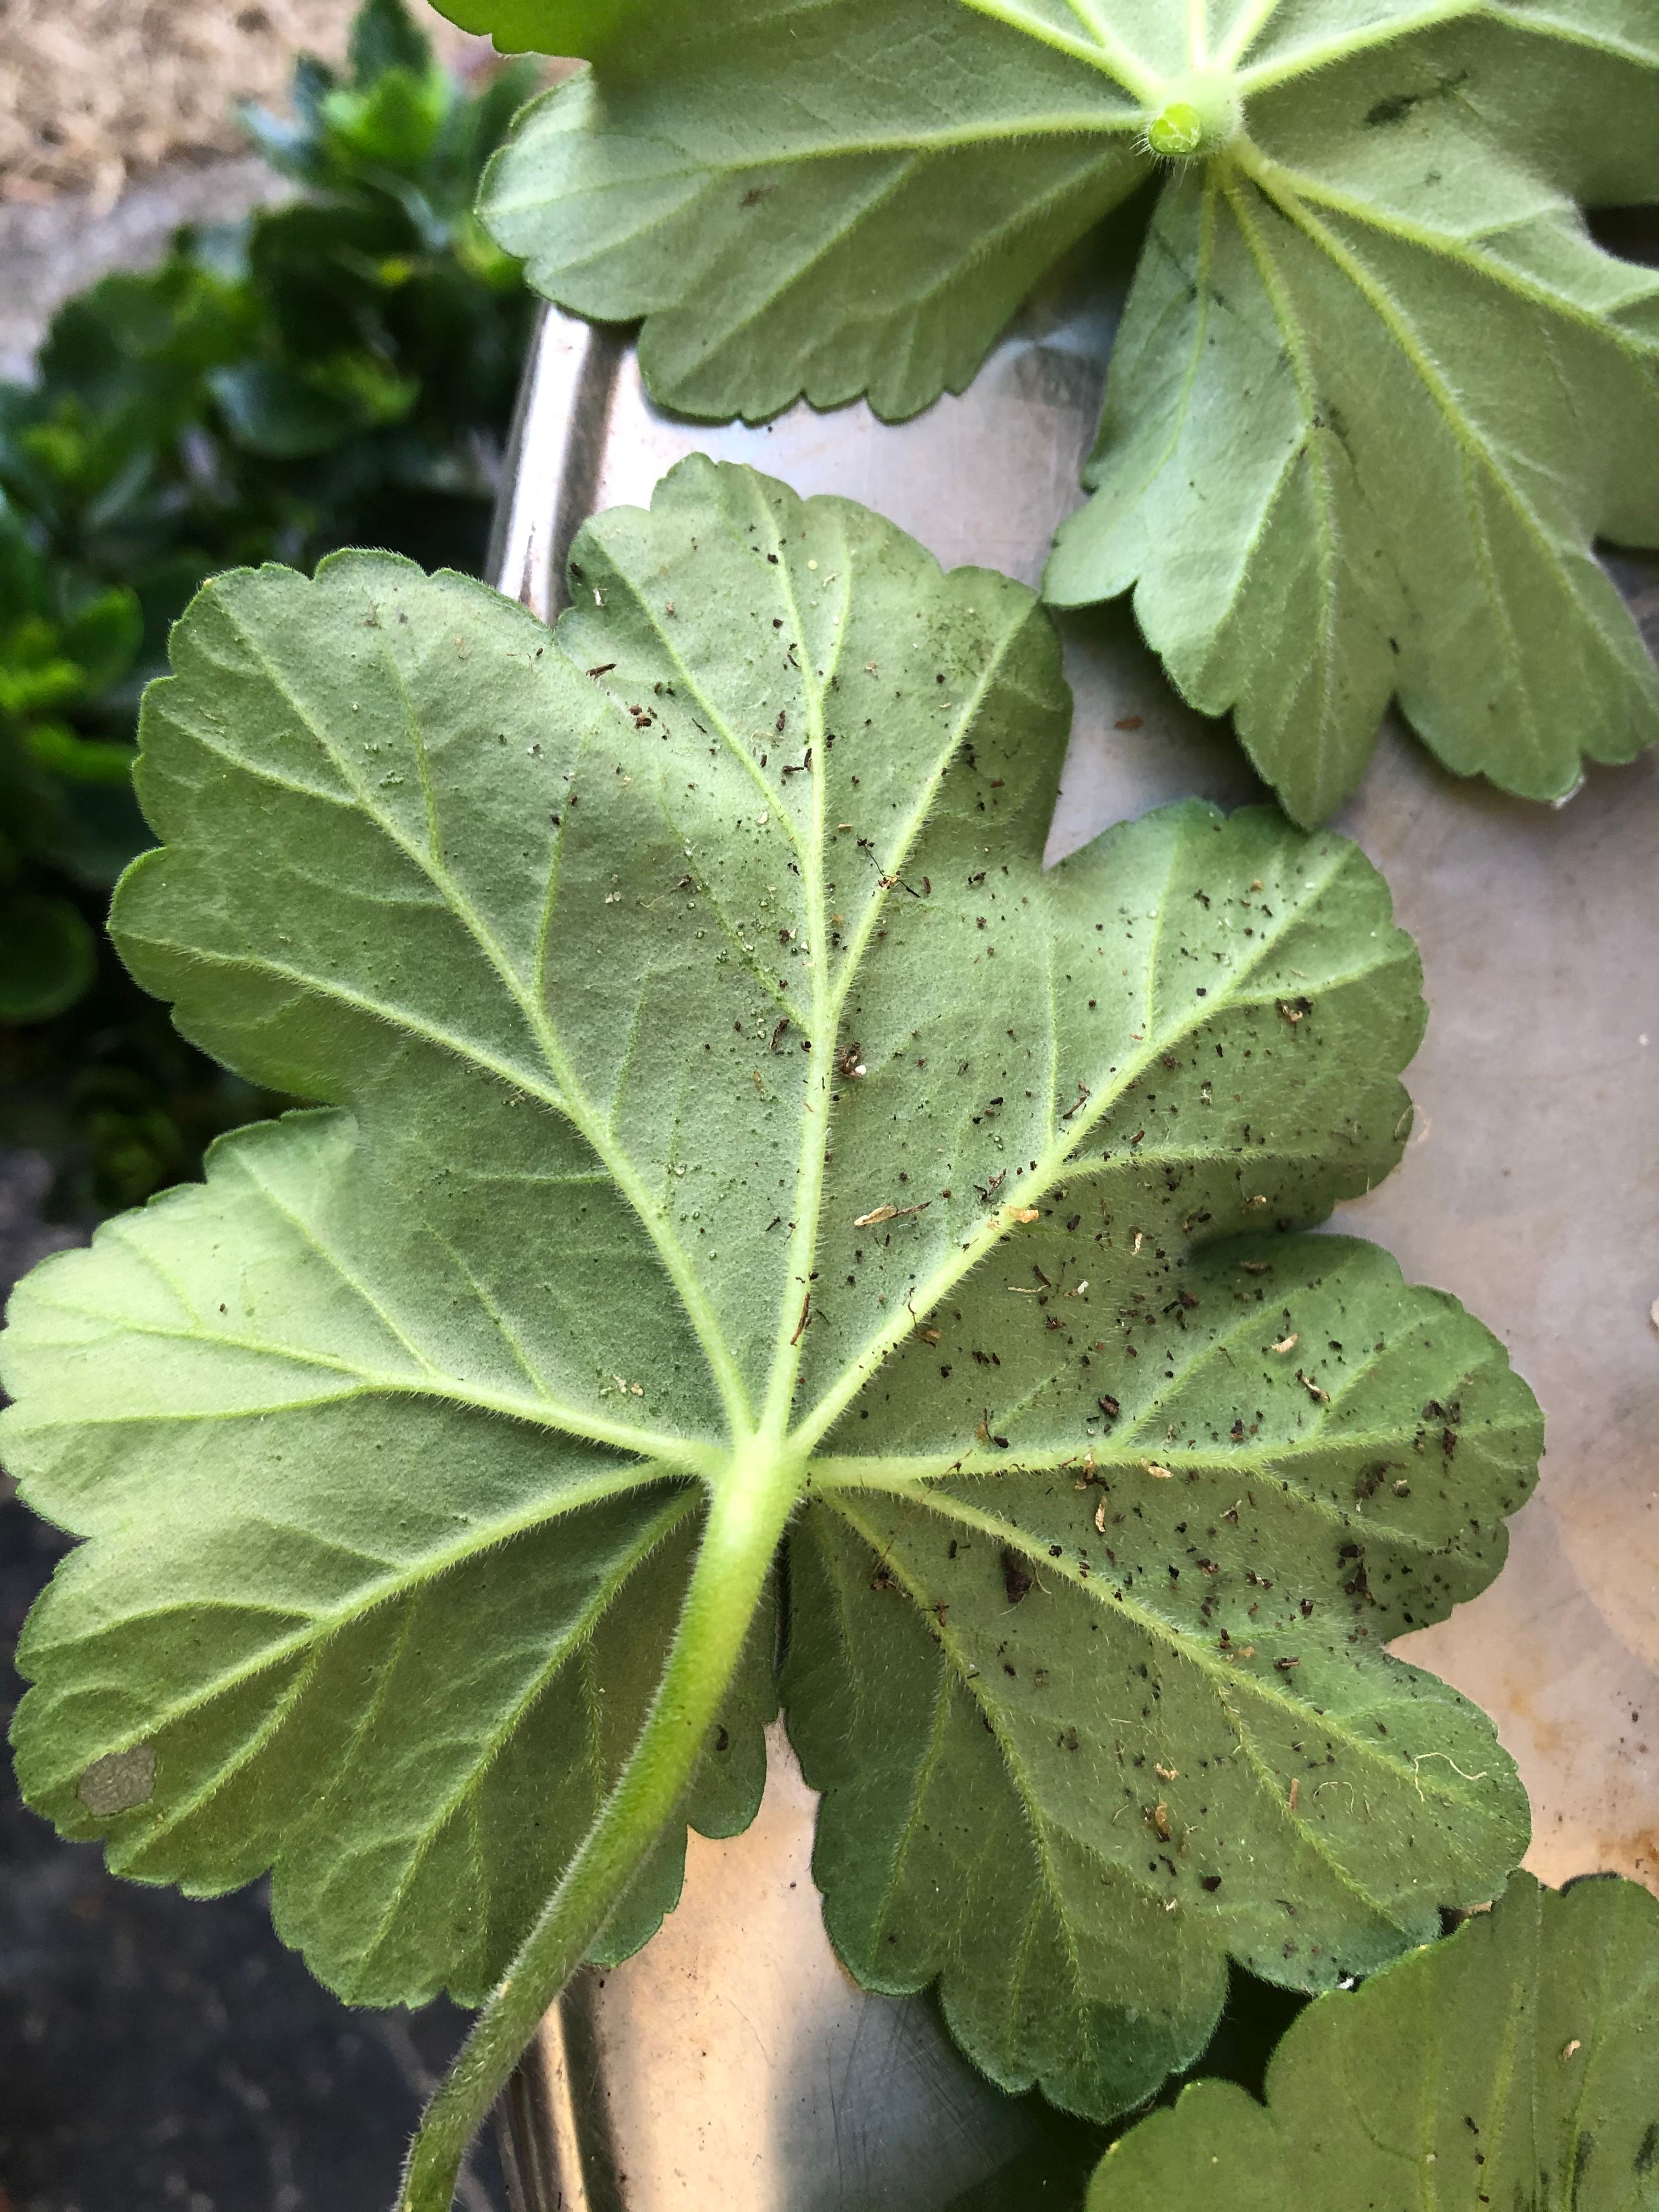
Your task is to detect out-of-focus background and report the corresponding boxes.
[1,0,491,375]
[0,3,545,2203]
[1,0,477,205]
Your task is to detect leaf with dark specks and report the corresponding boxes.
[1087,1872,1659,2211]
[3,456,1540,2142]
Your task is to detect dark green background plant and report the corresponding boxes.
[0,0,540,1217]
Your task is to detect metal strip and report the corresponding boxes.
[488,305,624,623]
[488,308,630,2212]
[493,1975,624,2212]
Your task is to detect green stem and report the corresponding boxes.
[392,1441,795,2212]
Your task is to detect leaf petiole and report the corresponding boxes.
[393,1436,797,2212]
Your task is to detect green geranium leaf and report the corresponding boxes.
[2,459,1539,2209]
[1087,1871,1659,2212]
[478,3,1147,425]
[465,0,1659,824]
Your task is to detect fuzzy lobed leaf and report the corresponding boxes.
[787,1229,1541,2113]
[3,457,1539,2114]
[462,0,1659,823]
[1087,1871,1659,2211]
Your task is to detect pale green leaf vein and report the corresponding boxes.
[214,595,752,1432]
[41,1476,698,1783]
[830,1483,1492,1822]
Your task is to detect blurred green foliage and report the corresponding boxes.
[0,0,540,1216]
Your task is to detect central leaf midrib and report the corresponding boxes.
[1231,1,1482,95]
[806,1410,1535,1491]
[23,1287,720,1470]
[504,111,1145,200]
[744,516,1042,1444]
[757,478,843,1439]
[955,0,1164,100]
[219,594,754,1435]
[806,1273,1525,1538]
[817,1443,1475,1570]
[1216,0,1289,71]
[1246,150,1659,365]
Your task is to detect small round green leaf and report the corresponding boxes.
[1088,1872,1659,2211]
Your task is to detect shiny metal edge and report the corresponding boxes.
[494,1974,623,2212]
[487,307,625,621]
